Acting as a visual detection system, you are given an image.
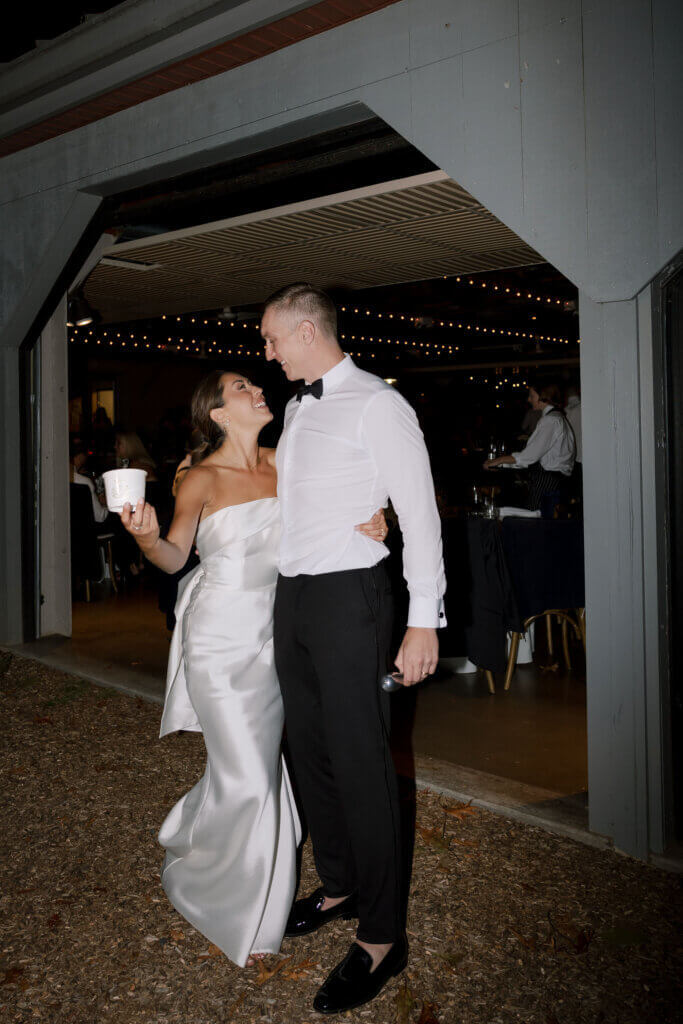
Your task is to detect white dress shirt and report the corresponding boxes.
[512,404,576,475]
[73,470,109,523]
[276,355,446,629]
[564,396,582,463]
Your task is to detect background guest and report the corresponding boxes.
[115,430,158,480]
[484,383,575,512]
[69,437,109,524]
[91,406,115,458]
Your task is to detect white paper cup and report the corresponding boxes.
[102,468,147,514]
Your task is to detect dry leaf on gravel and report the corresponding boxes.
[2,967,25,986]
[281,957,318,980]
[417,1000,440,1024]
[197,941,223,959]
[443,800,478,822]
[226,991,246,1015]
[395,978,418,1023]
[509,927,537,951]
[417,826,449,853]
[254,955,293,985]
[547,913,595,955]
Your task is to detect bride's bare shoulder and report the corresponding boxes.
[177,460,216,495]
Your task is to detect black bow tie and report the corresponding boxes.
[296,378,323,402]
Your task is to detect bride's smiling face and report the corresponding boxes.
[211,373,273,432]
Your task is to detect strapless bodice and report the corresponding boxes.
[194,497,280,590]
[159,496,281,738]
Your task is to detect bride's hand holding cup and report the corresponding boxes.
[121,499,160,552]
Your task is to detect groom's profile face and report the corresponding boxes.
[261,306,312,382]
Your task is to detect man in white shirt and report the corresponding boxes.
[261,283,446,1014]
[485,383,575,510]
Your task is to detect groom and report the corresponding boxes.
[262,283,446,1014]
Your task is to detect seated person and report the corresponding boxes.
[484,383,575,511]
[69,437,108,524]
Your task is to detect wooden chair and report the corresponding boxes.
[503,608,585,691]
[96,531,118,594]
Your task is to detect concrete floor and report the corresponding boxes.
[14,579,591,842]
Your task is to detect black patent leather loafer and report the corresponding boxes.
[312,933,408,1014]
[284,887,358,937]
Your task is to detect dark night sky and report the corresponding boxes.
[1,3,127,63]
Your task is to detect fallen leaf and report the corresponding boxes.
[281,957,318,980]
[227,992,246,1015]
[451,837,478,848]
[510,927,537,951]
[395,978,418,1024]
[33,715,54,724]
[169,928,185,943]
[2,966,25,986]
[255,955,292,985]
[547,912,594,954]
[417,826,450,853]
[47,912,62,929]
[443,800,478,822]
[440,950,465,970]
[417,1000,440,1024]
[575,927,595,954]
[197,941,223,960]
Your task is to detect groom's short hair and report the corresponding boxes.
[263,282,337,339]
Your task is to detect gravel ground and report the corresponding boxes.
[1,652,681,1024]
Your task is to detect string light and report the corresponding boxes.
[67,288,578,365]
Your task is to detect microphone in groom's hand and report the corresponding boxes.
[381,672,404,693]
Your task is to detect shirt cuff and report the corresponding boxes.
[407,596,447,629]
[511,451,529,468]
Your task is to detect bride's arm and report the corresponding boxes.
[121,467,208,574]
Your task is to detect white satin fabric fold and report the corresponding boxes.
[157,498,301,967]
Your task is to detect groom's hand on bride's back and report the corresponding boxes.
[394,627,439,686]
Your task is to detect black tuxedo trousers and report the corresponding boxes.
[274,560,402,944]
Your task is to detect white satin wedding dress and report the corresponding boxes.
[157,497,301,967]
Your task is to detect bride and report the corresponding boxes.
[121,368,387,967]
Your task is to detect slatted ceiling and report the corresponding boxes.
[85,175,542,322]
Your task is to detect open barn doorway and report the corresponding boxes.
[23,120,587,835]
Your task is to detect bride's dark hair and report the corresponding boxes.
[190,369,231,464]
